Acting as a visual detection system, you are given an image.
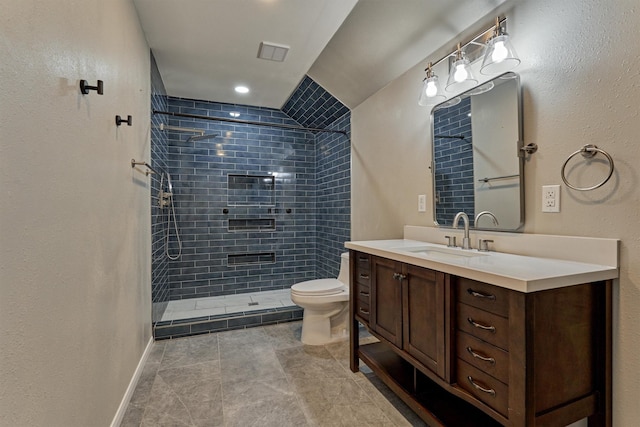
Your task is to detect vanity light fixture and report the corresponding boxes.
[418,16,520,106]
[445,43,478,93]
[480,17,521,75]
[418,62,446,106]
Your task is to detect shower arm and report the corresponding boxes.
[159,123,205,136]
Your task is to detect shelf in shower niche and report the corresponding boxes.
[228,218,276,232]
[227,252,276,266]
[227,174,275,207]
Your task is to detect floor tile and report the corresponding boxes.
[161,289,298,322]
[220,348,286,385]
[355,373,426,427]
[123,321,422,427]
[225,300,283,314]
[275,345,350,380]
[224,395,309,427]
[262,322,304,350]
[222,377,296,408]
[194,297,228,309]
[160,333,219,369]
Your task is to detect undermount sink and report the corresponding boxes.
[395,246,488,259]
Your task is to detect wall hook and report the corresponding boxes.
[115,115,132,126]
[79,79,104,95]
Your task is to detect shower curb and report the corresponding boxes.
[153,305,303,340]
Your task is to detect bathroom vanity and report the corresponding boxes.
[346,236,617,427]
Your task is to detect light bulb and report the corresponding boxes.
[491,40,508,63]
[454,64,468,82]
[426,80,438,97]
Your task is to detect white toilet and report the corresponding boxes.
[290,252,350,345]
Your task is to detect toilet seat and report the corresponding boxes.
[291,279,346,296]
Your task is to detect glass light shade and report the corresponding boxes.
[418,75,446,106]
[480,34,520,75]
[445,56,478,93]
[467,80,495,96]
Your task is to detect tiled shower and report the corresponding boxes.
[150,56,351,339]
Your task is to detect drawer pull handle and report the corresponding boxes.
[358,256,369,262]
[467,288,496,300]
[359,308,370,315]
[466,347,496,365]
[467,317,496,333]
[359,291,370,297]
[467,376,496,397]
[359,273,370,279]
[392,273,407,281]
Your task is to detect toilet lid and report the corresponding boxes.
[291,279,346,296]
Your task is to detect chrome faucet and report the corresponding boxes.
[474,211,499,227]
[453,212,471,249]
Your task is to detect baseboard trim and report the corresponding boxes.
[110,336,154,427]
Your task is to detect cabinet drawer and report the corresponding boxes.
[355,253,371,273]
[355,283,371,302]
[457,303,509,351]
[356,270,371,287]
[457,277,510,317]
[353,252,371,286]
[456,359,508,417]
[457,331,509,384]
[356,299,370,323]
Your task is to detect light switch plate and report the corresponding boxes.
[542,185,560,212]
[418,194,426,212]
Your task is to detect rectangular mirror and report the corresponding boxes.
[431,71,524,231]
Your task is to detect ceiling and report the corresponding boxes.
[134,0,510,110]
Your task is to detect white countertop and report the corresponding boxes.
[345,239,619,293]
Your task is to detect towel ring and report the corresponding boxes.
[561,144,614,191]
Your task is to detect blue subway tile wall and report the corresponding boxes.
[282,76,350,130]
[315,112,351,279]
[165,98,318,300]
[149,71,351,337]
[150,52,170,325]
[433,97,475,226]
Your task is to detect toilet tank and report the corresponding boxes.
[337,252,350,285]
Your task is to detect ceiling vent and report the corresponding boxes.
[257,41,289,62]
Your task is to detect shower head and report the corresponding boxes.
[187,133,219,142]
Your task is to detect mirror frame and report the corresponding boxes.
[430,71,524,232]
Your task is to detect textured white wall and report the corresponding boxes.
[0,1,152,425]
[352,0,639,424]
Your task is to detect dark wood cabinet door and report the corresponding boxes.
[403,265,446,378]
[370,256,403,347]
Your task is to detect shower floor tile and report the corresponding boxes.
[161,289,295,322]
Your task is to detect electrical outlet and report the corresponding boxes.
[542,185,560,212]
[418,194,426,212]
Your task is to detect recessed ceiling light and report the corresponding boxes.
[235,86,249,94]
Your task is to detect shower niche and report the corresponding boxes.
[225,173,279,267]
